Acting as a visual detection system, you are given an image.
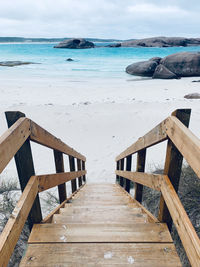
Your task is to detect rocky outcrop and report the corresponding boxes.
[152,64,178,79]
[126,52,200,79]
[54,38,94,49]
[160,52,200,77]
[66,58,73,61]
[0,61,36,67]
[106,43,121,47]
[121,37,200,47]
[126,61,158,77]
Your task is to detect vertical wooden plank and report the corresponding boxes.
[134,148,146,202]
[82,160,86,183]
[125,155,132,192]
[5,111,42,230]
[158,109,191,231]
[53,150,67,203]
[77,158,82,187]
[119,158,124,187]
[69,155,77,193]
[116,161,120,184]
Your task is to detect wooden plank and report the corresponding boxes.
[134,149,146,202]
[158,109,191,230]
[5,111,42,229]
[28,223,172,243]
[53,150,67,203]
[165,115,200,178]
[69,156,77,193]
[42,184,86,223]
[37,170,86,192]
[125,155,132,193]
[119,158,124,187]
[115,170,162,191]
[116,119,168,161]
[0,117,30,174]
[161,175,200,267]
[30,120,86,161]
[82,160,86,182]
[116,160,120,183]
[0,176,38,267]
[77,158,82,187]
[20,243,181,267]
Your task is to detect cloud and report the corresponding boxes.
[0,0,199,39]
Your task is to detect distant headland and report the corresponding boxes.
[1,36,200,47]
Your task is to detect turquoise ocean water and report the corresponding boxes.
[0,42,200,81]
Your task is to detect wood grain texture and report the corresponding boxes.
[0,117,31,174]
[37,170,86,192]
[158,109,191,230]
[116,170,162,191]
[116,119,167,161]
[30,120,86,161]
[165,115,200,178]
[134,149,146,202]
[53,150,67,203]
[20,243,181,267]
[161,175,200,267]
[0,176,38,267]
[29,223,172,243]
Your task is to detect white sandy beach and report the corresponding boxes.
[0,74,200,189]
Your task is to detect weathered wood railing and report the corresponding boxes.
[0,111,86,267]
[115,109,200,267]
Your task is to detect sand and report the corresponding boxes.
[0,75,200,187]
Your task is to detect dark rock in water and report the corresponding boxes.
[121,37,200,47]
[192,80,200,82]
[184,93,200,99]
[66,58,73,61]
[106,43,121,47]
[126,61,158,77]
[161,52,200,77]
[126,51,200,79]
[0,61,36,67]
[152,64,178,79]
[54,38,94,49]
[149,57,162,64]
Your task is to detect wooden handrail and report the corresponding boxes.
[30,120,86,161]
[0,176,38,267]
[115,170,162,191]
[165,116,200,178]
[37,170,87,192]
[161,175,200,267]
[0,117,31,174]
[115,119,167,161]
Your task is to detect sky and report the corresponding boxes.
[0,0,199,39]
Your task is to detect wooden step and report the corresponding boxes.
[59,206,142,215]
[28,223,172,243]
[52,212,148,224]
[20,243,181,267]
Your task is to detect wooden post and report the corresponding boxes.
[125,155,132,192]
[134,148,146,202]
[69,155,77,193]
[82,160,86,182]
[116,161,120,184]
[119,158,124,187]
[5,111,42,230]
[77,158,82,187]
[158,109,191,231]
[53,150,67,203]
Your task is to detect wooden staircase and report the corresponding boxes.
[20,184,181,266]
[1,109,200,267]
